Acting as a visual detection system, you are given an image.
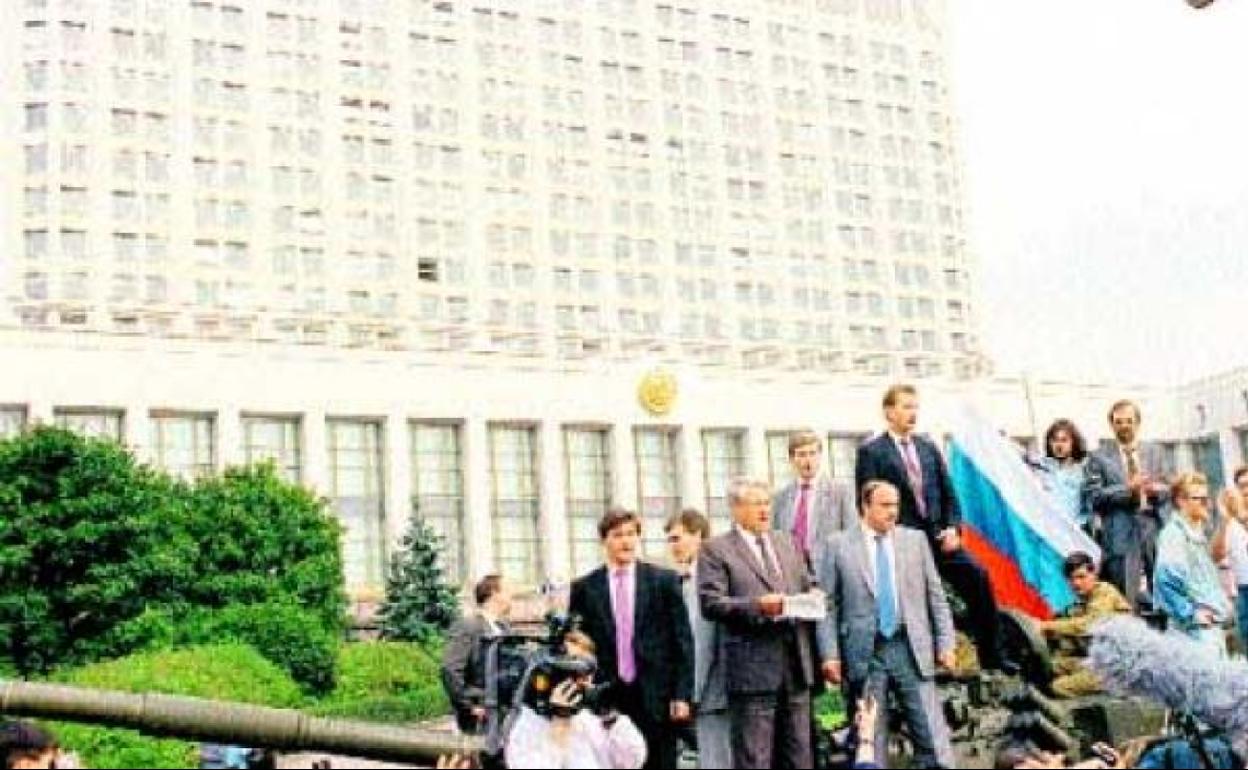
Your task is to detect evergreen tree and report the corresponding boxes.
[377,512,461,642]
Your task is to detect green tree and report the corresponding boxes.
[377,514,460,643]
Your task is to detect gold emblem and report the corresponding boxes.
[638,370,678,417]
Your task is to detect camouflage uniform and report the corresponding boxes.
[1040,582,1131,698]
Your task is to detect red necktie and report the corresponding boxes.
[793,484,811,557]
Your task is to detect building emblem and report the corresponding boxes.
[638,369,678,417]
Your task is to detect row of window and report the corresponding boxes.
[0,406,867,588]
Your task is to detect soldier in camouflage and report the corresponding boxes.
[1039,552,1132,698]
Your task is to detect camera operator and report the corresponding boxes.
[504,631,647,770]
[442,574,513,734]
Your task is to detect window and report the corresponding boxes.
[565,427,612,577]
[828,433,868,484]
[243,415,302,482]
[0,407,28,438]
[703,430,747,531]
[1188,436,1225,493]
[327,419,386,590]
[635,427,681,557]
[767,431,795,488]
[151,412,215,480]
[1238,428,1248,469]
[54,409,124,441]
[490,425,542,585]
[411,422,467,584]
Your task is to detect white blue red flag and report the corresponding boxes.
[946,404,1101,619]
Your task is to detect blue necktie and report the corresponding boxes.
[876,535,899,638]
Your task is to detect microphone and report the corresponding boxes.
[1087,616,1248,757]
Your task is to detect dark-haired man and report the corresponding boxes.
[442,574,514,734]
[1039,553,1131,698]
[570,509,694,770]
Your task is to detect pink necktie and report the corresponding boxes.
[901,439,928,518]
[613,568,636,684]
[793,484,811,557]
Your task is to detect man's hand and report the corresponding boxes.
[469,706,486,723]
[758,594,785,618]
[938,527,961,554]
[550,680,583,714]
[1127,473,1148,495]
[854,695,879,741]
[822,660,842,686]
[670,700,692,723]
[937,650,957,671]
[1194,607,1217,628]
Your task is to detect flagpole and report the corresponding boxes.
[1022,371,1040,450]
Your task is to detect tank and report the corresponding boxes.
[0,680,481,766]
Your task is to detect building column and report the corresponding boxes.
[747,426,770,482]
[384,412,413,557]
[127,405,153,466]
[27,399,53,427]
[303,409,329,495]
[217,406,243,471]
[462,417,495,581]
[612,424,639,511]
[1219,427,1240,484]
[678,424,706,512]
[539,421,571,584]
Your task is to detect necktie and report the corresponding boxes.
[876,535,899,638]
[900,439,928,518]
[613,568,637,684]
[756,533,781,583]
[1126,447,1140,477]
[793,483,812,557]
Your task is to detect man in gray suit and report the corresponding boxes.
[665,509,731,770]
[1083,400,1172,610]
[771,430,856,575]
[699,477,835,769]
[819,480,957,769]
[441,574,512,734]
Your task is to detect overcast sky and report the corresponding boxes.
[948,0,1248,386]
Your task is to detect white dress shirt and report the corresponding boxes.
[1227,518,1248,587]
[861,523,902,619]
[734,524,780,576]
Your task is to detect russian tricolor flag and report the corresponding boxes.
[946,405,1101,620]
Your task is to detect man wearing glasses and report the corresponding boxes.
[1154,472,1231,658]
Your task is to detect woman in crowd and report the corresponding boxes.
[1037,419,1092,532]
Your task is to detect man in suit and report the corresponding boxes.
[570,508,695,770]
[665,508,731,770]
[441,574,512,734]
[699,477,835,769]
[771,430,856,576]
[855,383,1011,672]
[1083,399,1171,610]
[819,480,957,769]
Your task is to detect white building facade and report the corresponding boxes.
[0,0,1236,600]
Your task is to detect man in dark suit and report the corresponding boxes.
[855,384,1011,673]
[1083,400,1171,610]
[440,574,512,734]
[699,477,835,769]
[570,508,695,770]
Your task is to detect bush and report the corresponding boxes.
[0,428,193,674]
[314,642,450,724]
[0,429,346,680]
[50,645,305,769]
[102,602,340,696]
[377,515,460,643]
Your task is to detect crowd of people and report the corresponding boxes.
[442,384,1248,769]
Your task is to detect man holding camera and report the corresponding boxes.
[570,509,695,770]
[441,574,513,734]
[505,631,648,769]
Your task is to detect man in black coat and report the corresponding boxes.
[855,384,1013,673]
[440,574,513,734]
[570,508,695,770]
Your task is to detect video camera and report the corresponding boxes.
[480,612,613,764]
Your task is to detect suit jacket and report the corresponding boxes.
[1084,443,1171,557]
[681,564,728,712]
[698,529,825,696]
[441,613,496,720]
[817,527,956,683]
[771,476,856,577]
[569,561,695,720]
[856,433,961,542]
